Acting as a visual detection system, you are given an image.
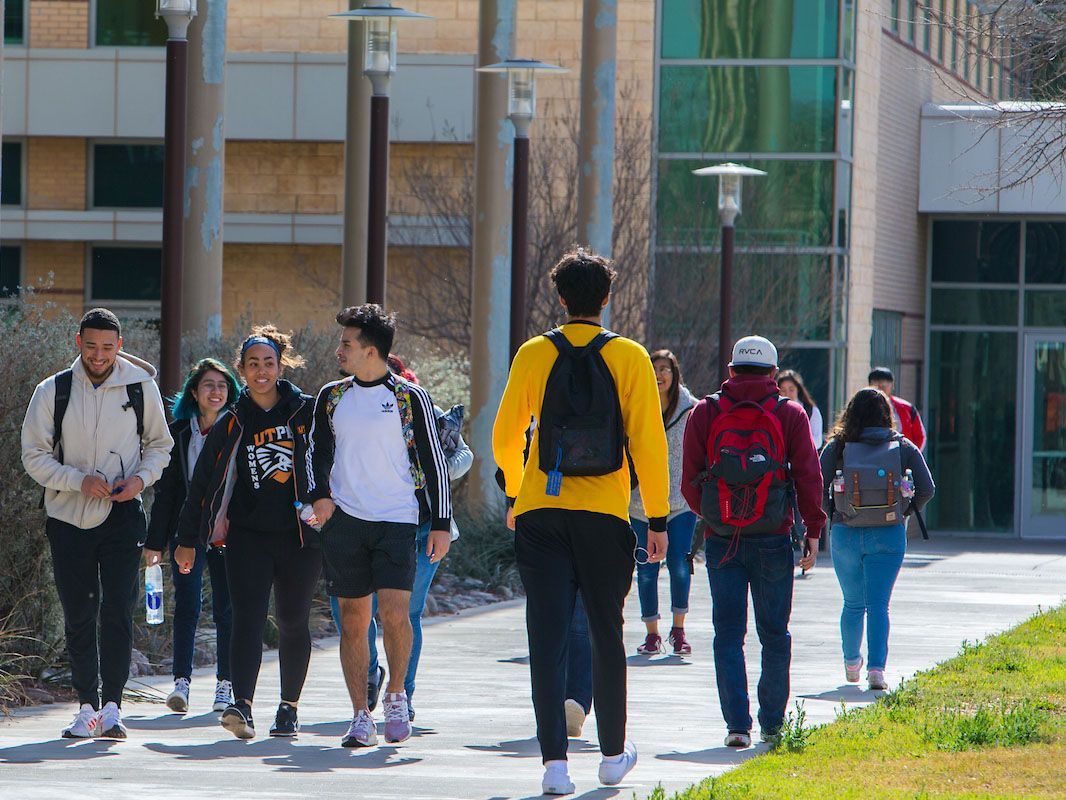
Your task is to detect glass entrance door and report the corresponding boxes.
[1021,335,1066,538]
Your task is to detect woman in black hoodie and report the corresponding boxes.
[175,326,319,741]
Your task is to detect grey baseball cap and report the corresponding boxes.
[729,335,778,369]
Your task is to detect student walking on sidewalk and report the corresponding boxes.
[632,349,699,657]
[681,336,826,749]
[307,305,452,749]
[820,388,934,691]
[174,327,320,741]
[143,358,240,715]
[21,308,174,740]
[493,248,670,795]
[868,367,926,451]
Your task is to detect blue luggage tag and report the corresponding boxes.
[546,446,563,497]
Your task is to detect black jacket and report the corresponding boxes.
[175,380,315,549]
[145,418,194,552]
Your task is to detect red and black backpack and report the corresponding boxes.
[700,391,791,537]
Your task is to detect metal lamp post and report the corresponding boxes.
[156,0,197,396]
[332,4,430,305]
[476,59,567,358]
[692,162,767,383]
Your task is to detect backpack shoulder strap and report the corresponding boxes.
[586,330,618,354]
[125,382,145,438]
[707,392,726,413]
[544,328,575,356]
[53,369,74,456]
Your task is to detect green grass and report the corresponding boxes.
[650,604,1066,800]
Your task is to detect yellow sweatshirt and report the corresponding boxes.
[492,322,670,526]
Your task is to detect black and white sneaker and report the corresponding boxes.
[220,700,255,740]
[98,702,127,740]
[269,702,299,737]
[367,665,385,712]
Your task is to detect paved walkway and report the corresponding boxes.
[1,538,1064,799]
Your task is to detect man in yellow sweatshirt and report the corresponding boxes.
[493,248,670,795]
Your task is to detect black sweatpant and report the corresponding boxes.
[515,508,635,762]
[46,501,147,710]
[224,526,322,704]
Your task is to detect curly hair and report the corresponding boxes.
[170,358,240,421]
[336,303,396,358]
[549,246,616,317]
[827,387,894,444]
[234,323,306,371]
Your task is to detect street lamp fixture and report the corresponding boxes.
[477,59,567,357]
[332,4,431,305]
[692,162,767,383]
[155,0,198,395]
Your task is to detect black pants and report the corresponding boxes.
[515,509,635,762]
[225,526,322,704]
[46,501,146,709]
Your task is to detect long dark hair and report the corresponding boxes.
[777,369,816,417]
[828,388,895,443]
[170,358,240,421]
[650,349,683,422]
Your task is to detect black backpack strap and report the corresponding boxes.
[125,382,145,438]
[53,369,74,463]
[586,330,618,354]
[544,328,575,356]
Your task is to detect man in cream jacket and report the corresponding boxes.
[22,308,172,740]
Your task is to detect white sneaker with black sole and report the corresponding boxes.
[213,680,233,712]
[166,677,190,713]
[98,702,127,740]
[61,704,100,739]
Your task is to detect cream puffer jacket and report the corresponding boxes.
[21,353,174,530]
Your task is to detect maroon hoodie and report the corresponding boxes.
[681,374,827,539]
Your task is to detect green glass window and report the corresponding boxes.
[659,66,837,154]
[1025,292,1066,327]
[930,288,1017,326]
[2,141,22,206]
[843,0,856,62]
[931,221,1019,283]
[96,0,167,46]
[1025,222,1066,283]
[778,347,831,422]
[91,248,161,301]
[661,0,839,60]
[93,144,164,208]
[5,0,24,44]
[890,0,900,34]
[0,245,19,298]
[871,309,903,378]
[657,158,835,248]
[927,330,1017,531]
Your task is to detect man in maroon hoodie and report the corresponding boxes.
[681,336,826,748]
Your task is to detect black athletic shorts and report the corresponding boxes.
[321,508,418,598]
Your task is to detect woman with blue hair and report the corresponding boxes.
[144,357,240,715]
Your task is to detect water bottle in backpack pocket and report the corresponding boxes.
[833,439,907,526]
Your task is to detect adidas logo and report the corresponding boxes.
[381,401,395,413]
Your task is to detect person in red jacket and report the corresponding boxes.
[681,336,826,749]
[868,367,926,451]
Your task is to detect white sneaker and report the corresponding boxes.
[598,740,638,786]
[542,760,575,795]
[61,704,100,739]
[166,677,191,713]
[564,698,586,738]
[213,680,233,712]
[98,702,127,740]
[342,709,378,748]
[724,730,752,747]
[868,669,888,691]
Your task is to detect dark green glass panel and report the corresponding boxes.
[96,0,167,46]
[1025,222,1066,284]
[661,0,838,59]
[1025,292,1066,327]
[930,288,1017,326]
[2,141,21,206]
[657,158,835,247]
[92,248,161,301]
[779,347,830,419]
[927,330,1016,532]
[659,66,837,154]
[843,0,856,62]
[0,245,19,298]
[931,221,1019,283]
[93,144,164,208]
[5,0,24,44]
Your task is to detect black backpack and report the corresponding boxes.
[538,329,624,477]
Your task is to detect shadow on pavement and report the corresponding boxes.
[466,736,599,759]
[142,738,421,772]
[515,790,620,800]
[656,744,763,766]
[124,712,223,731]
[0,738,122,764]
[297,720,438,740]
[798,685,877,703]
[626,655,692,667]
[498,656,530,665]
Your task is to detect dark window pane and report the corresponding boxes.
[930,288,1017,325]
[93,144,164,208]
[871,309,903,378]
[5,0,24,44]
[659,66,837,154]
[661,0,838,59]
[2,141,21,206]
[927,331,1016,532]
[1025,222,1066,284]
[92,248,161,301]
[96,0,167,46]
[657,159,835,248]
[0,245,19,298]
[778,348,830,424]
[930,221,1019,283]
[1025,292,1066,327]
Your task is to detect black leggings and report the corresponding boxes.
[225,526,322,704]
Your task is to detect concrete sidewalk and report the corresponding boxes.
[1,538,1064,799]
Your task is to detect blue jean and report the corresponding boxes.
[632,512,697,622]
[565,593,592,713]
[328,522,439,699]
[705,534,794,734]
[830,523,906,671]
[170,539,232,681]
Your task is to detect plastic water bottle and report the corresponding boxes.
[832,469,845,494]
[900,468,915,499]
[145,565,164,625]
[295,501,322,531]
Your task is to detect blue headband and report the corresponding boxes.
[241,336,282,359]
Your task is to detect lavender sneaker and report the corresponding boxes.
[342,709,377,748]
[382,692,411,743]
